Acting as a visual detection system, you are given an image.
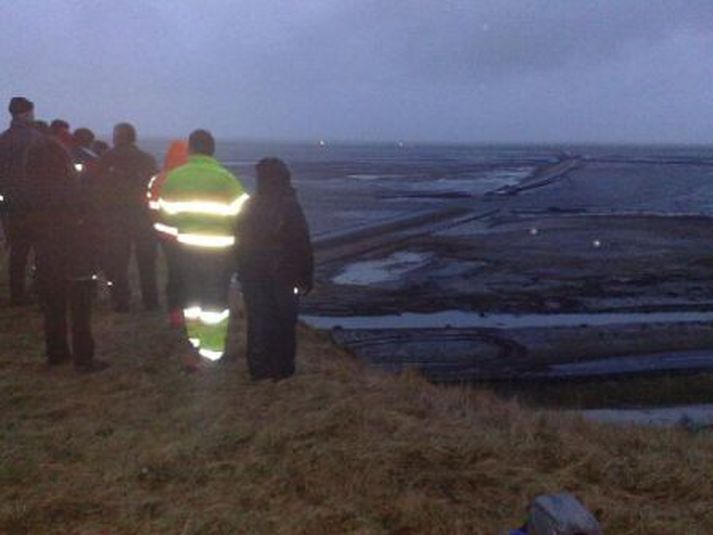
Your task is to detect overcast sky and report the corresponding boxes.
[1,0,712,144]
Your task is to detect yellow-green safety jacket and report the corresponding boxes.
[156,154,248,248]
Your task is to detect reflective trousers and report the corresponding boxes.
[178,246,234,360]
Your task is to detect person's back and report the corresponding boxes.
[237,157,313,380]
[160,145,247,247]
[0,97,44,305]
[95,122,159,311]
[97,132,157,216]
[159,129,247,363]
[22,128,103,371]
[0,98,44,212]
[71,128,98,174]
[237,162,313,290]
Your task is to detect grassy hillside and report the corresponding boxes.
[1,295,712,534]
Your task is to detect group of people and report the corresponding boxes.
[0,96,314,380]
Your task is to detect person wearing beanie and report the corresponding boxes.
[236,157,313,381]
[0,96,41,306]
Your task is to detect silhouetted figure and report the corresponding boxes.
[71,128,99,181]
[96,122,158,312]
[0,97,42,306]
[24,132,106,372]
[49,119,72,148]
[237,158,313,380]
[33,120,50,135]
[92,139,109,157]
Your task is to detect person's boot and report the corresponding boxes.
[74,359,110,374]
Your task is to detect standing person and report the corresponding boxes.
[49,119,73,148]
[24,121,105,371]
[148,140,189,326]
[33,120,50,135]
[96,122,159,312]
[71,128,99,185]
[236,158,313,381]
[158,129,248,361]
[0,97,41,306]
[92,139,109,157]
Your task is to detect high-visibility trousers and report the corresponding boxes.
[177,246,234,360]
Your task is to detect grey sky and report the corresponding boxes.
[2,0,712,143]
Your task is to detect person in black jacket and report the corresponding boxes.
[95,123,158,312]
[0,97,41,306]
[236,158,313,380]
[24,129,106,372]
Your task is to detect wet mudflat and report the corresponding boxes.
[299,149,713,387]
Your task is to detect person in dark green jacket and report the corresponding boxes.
[157,129,248,362]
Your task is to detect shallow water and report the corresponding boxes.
[301,310,713,330]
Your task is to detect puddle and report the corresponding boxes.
[302,310,713,330]
[332,251,431,285]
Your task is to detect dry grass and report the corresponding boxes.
[1,295,713,534]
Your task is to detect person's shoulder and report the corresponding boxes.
[163,161,193,186]
[213,162,242,183]
[138,146,156,162]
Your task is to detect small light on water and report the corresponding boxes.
[319,139,326,147]
[593,239,601,248]
[529,228,539,236]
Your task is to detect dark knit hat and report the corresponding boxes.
[8,97,34,116]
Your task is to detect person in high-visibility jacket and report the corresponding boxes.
[157,129,248,361]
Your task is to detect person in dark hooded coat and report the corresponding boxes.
[236,158,313,380]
